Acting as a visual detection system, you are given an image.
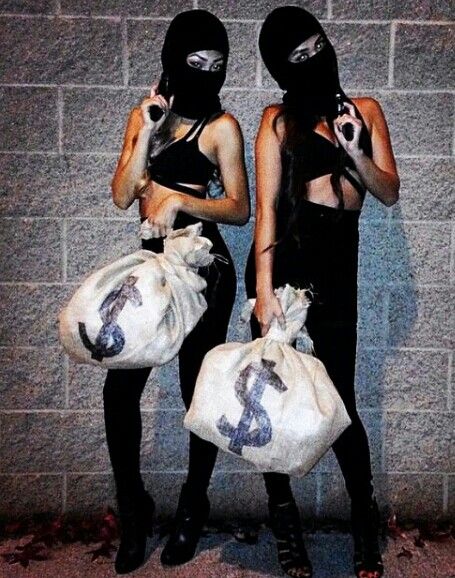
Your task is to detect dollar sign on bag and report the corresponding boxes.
[216,359,287,455]
[78,275,142,361]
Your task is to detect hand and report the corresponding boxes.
[253,292,285,337]
[139,84,173,131]
[145,194,182,238]
[334,101,363,158]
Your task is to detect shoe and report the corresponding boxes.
[268,499,313,578]
[160,483,210,566]
[114,490,155,575]
[351,497,384,578]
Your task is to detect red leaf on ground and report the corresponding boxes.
[397,546,413,559]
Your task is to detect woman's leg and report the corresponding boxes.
[103,367,155,574]
[161,237,237,566]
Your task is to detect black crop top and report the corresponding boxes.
[147,116,217,196]
[291,107,373,199]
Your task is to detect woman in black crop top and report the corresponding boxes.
[104,10,249,574]
[244,7,399,578]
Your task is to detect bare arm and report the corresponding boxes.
[176,114,250,224]
[253,106,286,335]
[335,98,400,206]
[111,90,170,210]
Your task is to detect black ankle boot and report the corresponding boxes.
[351,497,384,578]
[160,483,210,566]
[268,498,313,578]
[115,490,155,575]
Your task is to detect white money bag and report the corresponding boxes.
[59,222,214,369]
[184,284,352,476]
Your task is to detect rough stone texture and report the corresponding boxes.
[384,412,454,473]
[388,286,454,349]
[0,0,55,13]
[394,24,454,90]
[358,221,390,286]
[0,474,63,516]
[67,357,183,410]
[63,88,143,152]
[388,221,452,285]
[65,219,140,281]
[0,154,122,218]
[60,0,192,17]
[0,284,71,347]
[0,347,66,409]
[357,284,387,347]
[0,87,58,151]
[319,473,445,519]
[0,1,453,523]
[378,92,454,156]
[0,411,109,473]
[0,17,123,85]
[356,349,450,410]
[200,0,326,19]
[0,218,62,282]
[332,0,454,20]
[127,20,168,88]
[393,159,455,221]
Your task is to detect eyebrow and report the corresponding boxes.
[189,54,224,62]
[292,35,324,55]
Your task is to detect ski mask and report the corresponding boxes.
[259,6,341,119]
[159,10,229,119]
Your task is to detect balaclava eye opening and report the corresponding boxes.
[158,9,229,120]
[259,6,341,120]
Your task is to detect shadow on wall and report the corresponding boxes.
[358,200,419,520]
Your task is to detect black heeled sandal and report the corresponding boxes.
[268,499,313,578]
[114,490,155,575]
[160,483,210,566]
[351,497,384,578]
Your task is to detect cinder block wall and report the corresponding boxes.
[0,1,453,521]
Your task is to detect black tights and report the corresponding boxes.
[250,316,374,506]
[103,225,236,499]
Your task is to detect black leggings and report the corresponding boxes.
[103,221,237,498]
[245,198,374,506]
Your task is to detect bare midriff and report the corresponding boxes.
[139,179,205,220]
[304,170,364,211]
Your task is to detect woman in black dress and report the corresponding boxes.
[245,7,399,578]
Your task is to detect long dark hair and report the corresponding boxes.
[271,93,371,249]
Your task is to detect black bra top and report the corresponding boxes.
[291,107,372,199]
[147,116,217,196]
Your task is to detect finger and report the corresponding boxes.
[169,94,175,108]
[149,84,157,98]
[343,101,357,117]
[260,322,270,337]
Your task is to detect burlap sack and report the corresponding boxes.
[184,284,352,476]
[59,223,214,368]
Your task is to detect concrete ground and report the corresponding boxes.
[1,526,454,578]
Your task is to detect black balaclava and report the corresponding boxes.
[158,10,229,120]
[259,6,341,122]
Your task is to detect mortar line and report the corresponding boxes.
[57,86,64,154]
[64,353,70,409]
[315,473,322,516]
[121,17,129,87]
[55,0,61,15]
[61,218,67,283]
[326,0,333,19]
[447,351,453,411]
[450,221,455,284]
[442,475,449,514]
[388,22,396,88]
[62,472,67,513]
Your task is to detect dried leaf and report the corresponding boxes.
[397,546,413,559]
[414,536,425,548]
[1,542,49,567]
[87,541,117,562]
[387,513,407,540]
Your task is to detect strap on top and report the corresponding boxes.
[183,116,210,142]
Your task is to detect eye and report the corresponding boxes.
[297,53,309,62]
[315,38,326,51]
[211,63,223,71]
[188,59,202,68]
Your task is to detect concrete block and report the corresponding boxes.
[0,474,63,517]
[394,24,454,89]
[332,0,453,20]
[141,410,188,471]
[0,16,123,85]
[199,0,326,19]
[0,347,66,409]
[0,218,62,282]
[60,0,191,16]
[62,88,143,152]
[358,221,390,286]
[0,0,55,13]
[356,348,450,410]
[224,23,257,88]
[357,284,387,347]
[384,411,454,473]
[0,87,58,151]
[127,19,168,88]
